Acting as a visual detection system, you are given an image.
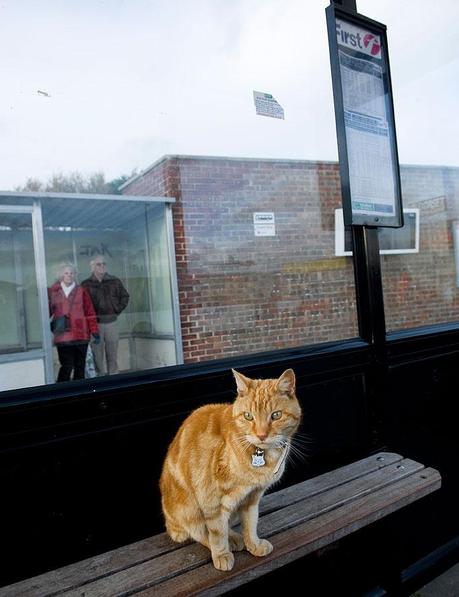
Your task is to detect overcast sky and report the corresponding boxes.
[0,0,458,189]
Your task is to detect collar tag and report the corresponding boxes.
[252,447,265,467]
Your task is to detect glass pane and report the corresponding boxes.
[358,1,459,332]
[1,1,361,392]
[383,171,459,331]
[0,212,40,353]
[42,198,177,380]
[123,158,358,361]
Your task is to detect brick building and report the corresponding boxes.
[121,156,459,363]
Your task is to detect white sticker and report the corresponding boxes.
[253,212,276,237]
[253,91,284,119]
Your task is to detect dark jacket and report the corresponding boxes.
[81,273,130,324]
[48,283,99,344]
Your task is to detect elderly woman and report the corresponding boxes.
[48,262,100,382]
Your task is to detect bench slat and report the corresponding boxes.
[0,534,175,597]
[258,458,424,537]
[0,452,400,597]
[145,467,441,597]
[0,453,434,597]
[48,458,430,597]
[260,451,402,515]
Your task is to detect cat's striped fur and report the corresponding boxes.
[159,368,302,571]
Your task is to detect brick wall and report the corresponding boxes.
[382,165,459,330]
[122,156,459,362]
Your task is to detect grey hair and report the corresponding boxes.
[89,254,105,267]
[56,262,78,281]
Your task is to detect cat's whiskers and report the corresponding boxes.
[234,433,253,454]
[290,431,313,445]
[274,436,290,450]
[287,442,308,467]
[276,433,307,466]
[288,438,310,451]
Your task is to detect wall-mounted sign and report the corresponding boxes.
[326,4,403,228]
[335,208,419,256]
[253,91,285,120]
[253,212,276,236]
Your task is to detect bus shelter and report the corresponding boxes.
[0,191,182,391]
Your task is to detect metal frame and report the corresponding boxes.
[12,227,27,351]
[144,203,160,338]
[326,2,403,228]
[0,195,184,385]
[0,204,54,383]
[0,191,175,204]
[165,203,184,365]
[32,201,56,384]
[326,0,387,355]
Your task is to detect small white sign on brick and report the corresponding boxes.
[253,212,276,237]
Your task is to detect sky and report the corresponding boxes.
[0,0,458,189]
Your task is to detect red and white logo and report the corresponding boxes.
[363,33,381,57]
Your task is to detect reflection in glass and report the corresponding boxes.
[0,195,179,392]
[42,198,178,378]
[0,213,40,354]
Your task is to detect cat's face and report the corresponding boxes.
[231,369,301,449]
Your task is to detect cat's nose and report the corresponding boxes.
[256,433,268,441]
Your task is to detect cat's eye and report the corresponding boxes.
[271,411,282,420]
[243,412,254,421]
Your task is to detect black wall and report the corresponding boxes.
[1,328,459,593]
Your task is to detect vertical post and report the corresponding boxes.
[32,200,56,384]
[333,0,357,10]
[330,0,387,361]
[352,226,386,361]
[330,0,387,451]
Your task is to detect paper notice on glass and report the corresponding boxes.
[338,31,396,217]
[253,91,285,120]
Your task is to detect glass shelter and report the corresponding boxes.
[0,192,181,392]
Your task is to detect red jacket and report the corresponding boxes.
[48,282,99,344]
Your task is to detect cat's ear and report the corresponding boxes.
[232,369,252,394]
[277,368,296,395]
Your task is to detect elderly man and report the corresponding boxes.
[82,255,129,376]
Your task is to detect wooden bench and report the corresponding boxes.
[0,452,441,597]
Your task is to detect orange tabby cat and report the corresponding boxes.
[160,368,301,571]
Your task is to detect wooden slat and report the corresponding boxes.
[52,459,430,597]
[0,534,177,597]
[145,468,441,597]
[260,451,403,514]
[0,452,400,597]
[0,453,436,597]
[258,458,425,537]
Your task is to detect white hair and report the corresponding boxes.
[56,262,77,281]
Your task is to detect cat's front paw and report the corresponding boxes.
[247,538,273,557]
[212,551,235,571]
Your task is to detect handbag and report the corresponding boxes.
[50,314,71,335]
[50,289,76,335]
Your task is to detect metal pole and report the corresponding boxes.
[330,0,388,453]
[333,0,357,11]
[330,0,387,360]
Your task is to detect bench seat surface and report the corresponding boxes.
[0,452,441,597]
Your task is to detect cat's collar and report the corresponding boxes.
[251,440,289,468]
[251,447,266,467]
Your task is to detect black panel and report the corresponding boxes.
[0,340,373,586]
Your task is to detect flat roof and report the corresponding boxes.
[0,190,174,203]
[119,153,459,192]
